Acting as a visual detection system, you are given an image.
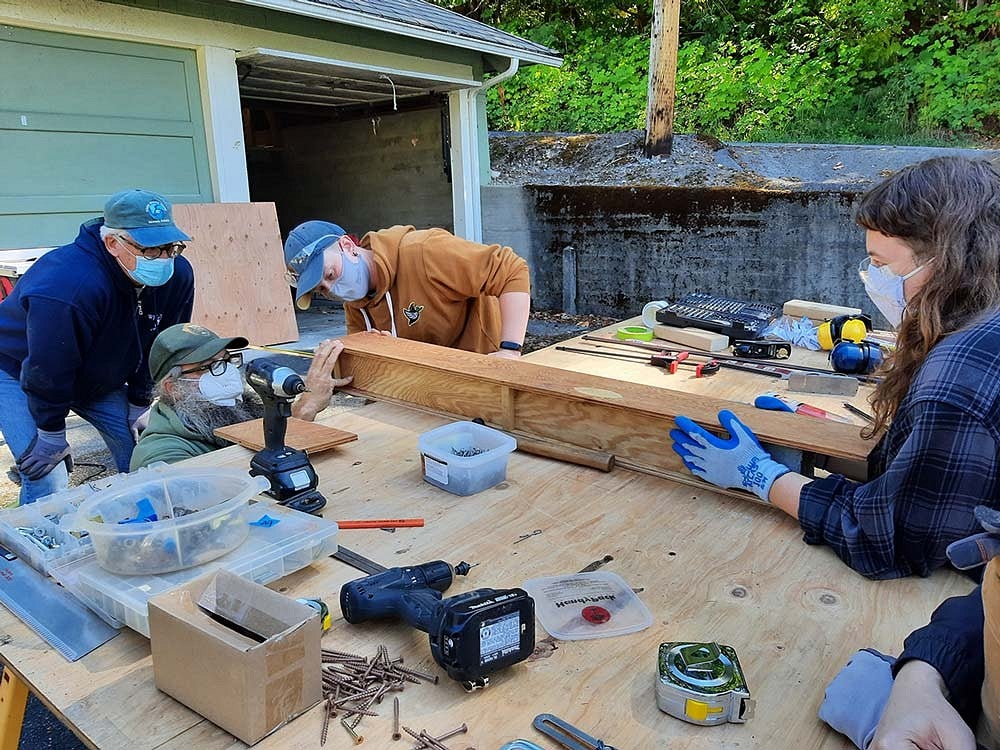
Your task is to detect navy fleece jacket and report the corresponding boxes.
[0,219,194,431]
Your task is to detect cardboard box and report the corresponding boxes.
[149,569,322,745]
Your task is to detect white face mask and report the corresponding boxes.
[858,257,927,328]
[193,363,245,406]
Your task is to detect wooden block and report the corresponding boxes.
[652,325,729,351]
[783,299,862,321]
[213,417,357,453]
[172,203,299,346]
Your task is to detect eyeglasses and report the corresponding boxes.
[181,351,244,377]
[117,234,186,260]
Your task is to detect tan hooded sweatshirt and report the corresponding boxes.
[344,226,530,354]
[982,558,1000,748]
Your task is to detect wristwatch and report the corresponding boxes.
[499,341,523,352]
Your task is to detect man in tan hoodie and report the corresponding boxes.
[283,221,530,358]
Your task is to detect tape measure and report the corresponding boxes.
[297,597,332,632]
[656,641,754,726]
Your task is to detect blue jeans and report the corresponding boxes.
[0,368,134,504]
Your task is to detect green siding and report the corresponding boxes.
[0,26,212,248]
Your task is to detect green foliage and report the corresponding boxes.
[435,0,1000,142]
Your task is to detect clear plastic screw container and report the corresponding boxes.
[417,421,517,496]
[61,468,269,575]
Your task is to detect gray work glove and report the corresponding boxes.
[16,428,72,480]
[819,649,896,749]
[947,505,1000,569]
[128,402,151,444]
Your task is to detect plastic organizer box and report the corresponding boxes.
[61,468,268,575]
[50,502,339,637]
[418,421,516,496]
[0,483,97,574]
[0,466,168,574]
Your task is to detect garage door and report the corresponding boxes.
[0,26,213,248]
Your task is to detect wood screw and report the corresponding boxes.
[392,696,401,740]
[341,717,365,745]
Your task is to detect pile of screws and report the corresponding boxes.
[16,526,61,551]
[451,446,486,457]
[321,646,460,746]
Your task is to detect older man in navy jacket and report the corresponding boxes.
[0,189,195,504]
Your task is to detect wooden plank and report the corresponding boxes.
[172,202,298,345]
[213,417,357,453]
[783,299,862,321]
[334,333,872,463]
[652,324,729,351]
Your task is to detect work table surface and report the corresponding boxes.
[523,317,879,427]
[0,331,974,749]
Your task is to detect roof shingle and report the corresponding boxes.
[304,0,560,61]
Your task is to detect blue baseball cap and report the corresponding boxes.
[103,189,191,247]
[283,220,346,310]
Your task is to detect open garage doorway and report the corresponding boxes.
[238,49,467,241]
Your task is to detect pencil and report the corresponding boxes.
[842,403,874,422]
[337,518,425,529]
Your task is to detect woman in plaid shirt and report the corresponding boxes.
[672,156,1000,579]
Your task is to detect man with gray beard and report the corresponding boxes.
[130,324,350,469]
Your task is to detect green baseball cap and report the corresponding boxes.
[104,189,191,247]
[149,324,248,382]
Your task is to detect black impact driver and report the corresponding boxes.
[245,357,326,514]
[340,560,535,690]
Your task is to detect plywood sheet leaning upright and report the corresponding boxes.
[334,333,873,497]
[173,203,298,345]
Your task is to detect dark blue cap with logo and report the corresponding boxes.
[103,189,191,247]
[283,220,346,310]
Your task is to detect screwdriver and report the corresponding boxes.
[754,393,852,423]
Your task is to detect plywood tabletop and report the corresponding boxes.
[0,399,972,750]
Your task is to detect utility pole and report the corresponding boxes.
[644,0,682,157]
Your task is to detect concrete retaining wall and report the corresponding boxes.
[483,184,876,320]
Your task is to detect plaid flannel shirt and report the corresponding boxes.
[798,308,1000,579]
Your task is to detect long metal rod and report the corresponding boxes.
[582,335,880,383]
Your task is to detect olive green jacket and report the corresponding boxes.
[130,400,229,470]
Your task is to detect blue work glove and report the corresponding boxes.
[818,649,896,749]
[128,402,150,443]
[670,409,790,502]
[16,428,72,480]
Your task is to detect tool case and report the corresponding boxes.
[655,293,782,340]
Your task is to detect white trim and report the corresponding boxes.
[237,47,479,88]
[224,0,563,67]
[198,46,251,201]
[448,88,482,242]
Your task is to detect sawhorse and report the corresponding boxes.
[0,668,27,750]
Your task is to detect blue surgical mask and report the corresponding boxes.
[128,256,175,287]
[330,250,371,302]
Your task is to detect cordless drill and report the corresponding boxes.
[245,358,326,514]
[340,560,535,690]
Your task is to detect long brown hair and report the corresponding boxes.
[856,156,1000,437]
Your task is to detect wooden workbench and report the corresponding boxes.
[0,336,974,749]
[524,317,878,427]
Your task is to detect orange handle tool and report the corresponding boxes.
[337,518,425,529]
